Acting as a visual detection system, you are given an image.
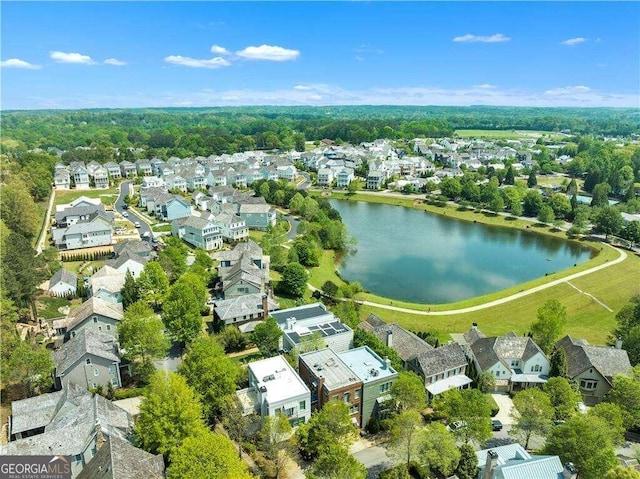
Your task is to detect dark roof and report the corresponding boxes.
[113,240,152,258]
[105,251,148,270]
[52,329,120,375]
[286,321,351,344]
[271,303,329,326]
[63,298,123,331]
[555,335,632,383]
[463,326,486,345]
[358,320,433,362]
[77,436,165,479]
[49,268,77,288]
[415,343,468,378]
[359,313,387,332]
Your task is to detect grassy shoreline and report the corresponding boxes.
[306,191,639,344]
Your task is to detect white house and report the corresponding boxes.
[48,269,78,297]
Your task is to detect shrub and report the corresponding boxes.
[486,394,499,417]
[113,386,146,400]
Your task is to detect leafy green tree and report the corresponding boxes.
[251,316,283,358]
[530,299,567,355]
[158,236,188,282]
[308,443,367,479]
[537,204,555,224]
[259,182,271,199]
[605,466,640,479]
[1,231,45,307]
[166,430,252,479]
[390,371,427,413]
[118,301,169,383]
[548,193,572,219]
[622,220,640,245]
[549,348,568,378]
[594,205,623,239]
[477,371,496,393]
[606,372,640,428]
[386,410,423,472]
[440,177,462,200]
[222,399,253,458]
[510,388,554,449]
[162,281,203,346]
[193,248,214,270]
[522,190,543,217]
[589,402,626,445]
[277,262,308,297]
[416,422,461,478]
[489,194,504,214]
[121,270,139,309]
[260,412,293,479]
[218,325,247,353]
[175,272,208,306]
[134,371,206,459]
[504,165,515,185]
[297,401,358,458]
[288,192,305,213]
[6,339,54,399]
[544,377,581,421]
[321,280,339,297]
[432,389,492,444]
[301,196,320,221]
[510,199,523,217]
[544,415,617,479]
[455,444,479,479]
[0,177,39,238]
[591,182,612,207]
[527,170,537,188]
[179,336,240,423]
[137,261,169,309]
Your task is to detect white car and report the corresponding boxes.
[122,211,129,218]
[134,221,141,228]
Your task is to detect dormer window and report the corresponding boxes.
[86,358,91,365]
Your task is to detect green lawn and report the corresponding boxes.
[151,224,172,233]
[36,296,81,320]
[54,188,120,207]
[61,260,105,275]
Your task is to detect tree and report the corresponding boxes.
[118,301,169,383]
[308,443,367,479]
[510,388,554,449]
[489,194,504,214]
[432,389,492,444]
[390,371,427,413]
[175,272,208,306]
[522,190,543,217]
[594,205,623,239]
[218,325,247,353]
[527,170,537,188]
[297,401,358,458]
[222,399,253,458]
[622,220,640,245]
[301,196,320,221]
[605,466,640,479]
[260,412,293,479]
[440,177,462,200]
[179,336,240,423]
[162,281,203,346]
[6,340,54,399]
[299,331,327,354]
[510,199,523,217]
[455,444,479,479]
[134,371,206,459]
[589,402,626,445]
[537,204,555,224]
[543,377,581,421]
[415,422,461,478]
[277,262,308,297]
[504,165,515,185]
[0,177,39,237]
[137,261,169,309]
[530,299,567,355]
[544,415,617,479]
[477,371,496,393]
[591,182,612,207]
[166,430,252,479]
[158,237,188,282]
[549,193,572,219]
[288,192,305,213]
[549,348,568,378]
[1,231,45,307]
[606,373,640,429]
[386,410,423,471]
[121,270,139,309]
[321,280,339,297]
[251,316,283,358]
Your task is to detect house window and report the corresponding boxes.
[355,390,360,399]
[343,392,350,403]
[86,358,91,365]
[93,317,98,323]
[92,383,97,389]
[299,400,306,411]
[284,407,295,417]
[111,378,118,387]
[73,454,83,464]
[94,369,99,377]
[580,379,597,390]
[98,327,102,331]
[379,382,391,394]
[106,325,111,331]
[511,360,518,367]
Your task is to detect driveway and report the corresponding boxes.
[491,392,515,426]
[116,181,154,241]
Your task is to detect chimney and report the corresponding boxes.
[386,329,393,348]
[483,450,499,479]
[615,337,623,349]
[95,421,106,450]
[285,318,294,330]
[262,294,269,321]
[472,323,478,331]
[562,463,578,479]
[317,377,325,406]
[383,357,391,370]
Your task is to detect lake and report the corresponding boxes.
[330,200,596,304]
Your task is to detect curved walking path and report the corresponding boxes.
[36,190,56,254]
[309,243,628,316]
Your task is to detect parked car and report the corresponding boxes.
[134,221,141,228]
[447,421,467,432]
[491,420,503,431]
[122,211,129,218]
[577,402,587,414]
[206,297,215,305]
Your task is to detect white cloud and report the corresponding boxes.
[353,44,384,54]
[236,44,300,61]
[561,37,587,46]
[544,85,591,95]
[474,84,497,89]
[293,85,312,90]
[164,55,231,69]
[453,33,510,43]
[0,58,41,69]
[50,51,95,64]
[210,45,230,55]
[104,58,127,66]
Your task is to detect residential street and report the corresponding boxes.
[116,180,154,240]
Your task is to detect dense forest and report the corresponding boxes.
[1,106,638,159]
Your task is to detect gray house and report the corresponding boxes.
[53,222,113,250]
[238,203,277,230]
[53,297,123,339]
[53,329,122,391]
[213,293,279,332]
[171,215,223,251]
[48,268,78,297]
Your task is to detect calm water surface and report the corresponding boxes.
[330,200,595,304]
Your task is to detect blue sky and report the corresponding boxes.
[1,2,639,110]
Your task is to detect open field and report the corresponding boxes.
[454,129,570,141]
[54,188,120,207]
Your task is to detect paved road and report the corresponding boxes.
[353,445,395,478]
[116,181,153,240]
[296,172,311,190]
[308,243,627,316]
[36,189,56,254]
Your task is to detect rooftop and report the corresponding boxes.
[248,355,310,405]
[338,346,398,384]
[52,329,120,375]
[299,348,361,391]
[285,321,352,344]
[271,302,331,326]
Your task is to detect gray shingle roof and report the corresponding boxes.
[63,298,123,331]
[105,251,148,270]
[52,329,120,375]
[49,268,77,289]
[415,343,468,378]
[77,435,165,479]
[358,320,433,362]
[471,335,545,371]
[463,326,486,345]
[10,390,66,435]
[555,335,632,382]
[217,240,263,263]
[214,293,279,321]
[113,240,152,257]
